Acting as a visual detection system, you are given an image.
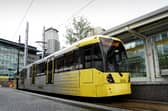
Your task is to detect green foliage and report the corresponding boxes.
[65,16,91,45]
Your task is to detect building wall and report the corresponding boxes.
[125,31,168,82]
[124,30,168,102]
[130,84,168,102]
[0,42,37,79]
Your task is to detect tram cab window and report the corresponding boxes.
[100,38,128,72]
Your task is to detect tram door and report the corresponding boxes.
[32,64,36,84]
[46,60,53,84]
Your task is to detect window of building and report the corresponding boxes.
[125,39,146,77]
[153,32,168,75]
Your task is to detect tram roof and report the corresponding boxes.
[19,35,122,71]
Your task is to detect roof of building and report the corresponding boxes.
[0,38,38,52]
[101,6,168,37]
[45,27,59,32]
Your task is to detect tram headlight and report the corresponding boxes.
[106,74,114,83]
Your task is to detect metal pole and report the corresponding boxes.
[24,22,29,66]
[16,35,21,89]
[42,26,45,58]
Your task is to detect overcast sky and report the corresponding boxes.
[0,0,167,50]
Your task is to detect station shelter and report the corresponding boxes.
[101,6,168,102]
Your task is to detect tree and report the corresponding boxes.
[65,16,91,44]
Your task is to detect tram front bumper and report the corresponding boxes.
[96,83,131,97]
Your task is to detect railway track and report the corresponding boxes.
[98,99,168,111]
[20,89,168,111]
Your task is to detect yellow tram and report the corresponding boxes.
[18,35,131,97]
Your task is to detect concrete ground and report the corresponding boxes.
[0,88,125,111]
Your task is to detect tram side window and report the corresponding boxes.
[48,60,52,73]
[30,66,32,77]
[74,49,80,69]
[82,46,92,69]
[21,69,26,78]
[57,56,64,72]
[92,44,103,71]
[54,58,57,73]
[37,62,45,74]
[24,69,27,79]
[47,60,53,84]
[44,62,47,74]
[64,51,74,71]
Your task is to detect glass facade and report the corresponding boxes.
[0,41,37,79]
[153,31,168,75]
[125,39,146,77]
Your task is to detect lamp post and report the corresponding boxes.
[16,35,21,89]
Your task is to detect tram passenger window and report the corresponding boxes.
[30,66,32,77]
[83,46,92,68]
[57,56,64,72]
[48,61,52,71]
[74,50,80,69]
[20,70,24,84]
[44,62,47,75]
[92,44,103,71]
[31,65,36,84]
[20,69,25,78]
[54,58,57,73]
[24,69,27,79]
[37,63,42,74]
[64,51,74,71]
[48,60,53,84]
[38,62,45,74]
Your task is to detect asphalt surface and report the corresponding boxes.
[0,88,127,111]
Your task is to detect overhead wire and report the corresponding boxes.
[57,0,96,29]
[12,0,35,41]
[12,0,95,41]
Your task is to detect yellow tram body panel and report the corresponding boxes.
[79,69,131,97]
[53,70,80,96]
[77,35,122,47]
[53,68,131,97]
[96,83,131,97]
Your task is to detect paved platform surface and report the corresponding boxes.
[0,88,126,111]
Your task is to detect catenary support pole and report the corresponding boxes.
[24,22,29,66]
[16,35,21,89]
